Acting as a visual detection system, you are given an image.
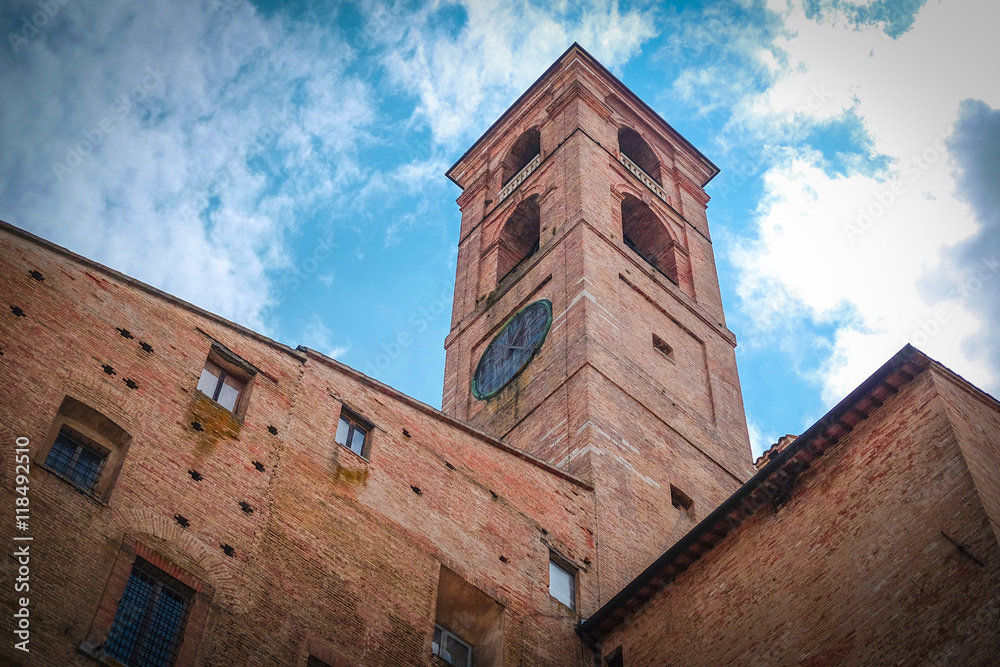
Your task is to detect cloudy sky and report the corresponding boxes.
[2,0,997,458]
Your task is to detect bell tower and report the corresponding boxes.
[442,44,755,595]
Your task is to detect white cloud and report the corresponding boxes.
[300,314,349,359]
[368,0,657,146]
[721,0,1000,403]
[395,157,452,191]
[746,418,774,460]
[0,0,375,332]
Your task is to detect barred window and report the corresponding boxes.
[104,558,194,667]
[35,396,132,503]
[43,427,106,494]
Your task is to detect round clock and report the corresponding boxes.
[472,299,553,400]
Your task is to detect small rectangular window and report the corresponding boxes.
[197,360,246,413]
[104,558,194,667]
[671,484,694,515]
[549,557,576,610]
[44,427,107,494]
[335,407,371,459]
[433,624,473,667]
[652,334,673,361]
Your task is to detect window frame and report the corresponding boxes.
[195,344,256,418]
[81,537,213,667]
[103,557,195,667]
[42,426,108,495]
[433,624,473,667]
[197,360,246,412]
[652,334,674,363]
[334,405,372,460]
[434,565,504,666]
[548,555,577,611]
[34,396,132,504]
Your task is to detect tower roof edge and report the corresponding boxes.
[445,43,720,189]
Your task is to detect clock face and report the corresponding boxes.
[472,299,553,400]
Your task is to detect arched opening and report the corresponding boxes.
[618,127,661,184]
[497,195,540,281]
[621,195,678,284]
[501,128,541,185]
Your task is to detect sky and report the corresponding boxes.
[2,0,997,460]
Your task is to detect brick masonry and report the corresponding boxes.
[0,222,600,665]
[442,45,754,599]
[596,367,1000,665]
[0,43,997,667]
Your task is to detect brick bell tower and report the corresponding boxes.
[442,44,755,595]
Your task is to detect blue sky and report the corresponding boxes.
[2,0,997,459]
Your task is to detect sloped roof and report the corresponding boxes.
[577,344,935,644]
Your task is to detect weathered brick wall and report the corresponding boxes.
[203,351,596,665]
[579,366,750,603]
[441,51,751,470]
[931,368,1000,548]
[0,224,597,666]
[0,227,305,666]
[600,368,1000,665]
[440,47,753,600]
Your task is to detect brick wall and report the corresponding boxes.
[440,48,753,598]
[599,367,1000,665]
[0,224,597,666]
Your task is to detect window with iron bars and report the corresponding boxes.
[43,427,106,495]
[104,558,194,667]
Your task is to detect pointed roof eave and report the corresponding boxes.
[446,43,720,189]
[576,344,940,644]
